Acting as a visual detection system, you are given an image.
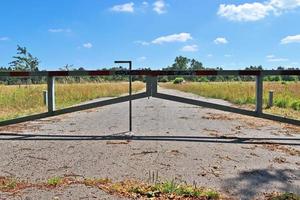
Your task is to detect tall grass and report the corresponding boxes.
[161,82,300,118]
[0,82,145,121]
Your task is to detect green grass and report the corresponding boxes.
[161,81,300,119]
[0,179,17,190]
[47,177,62,186]
[0,82,145,121]
[1,176,299,199]
[129,180,219,199]
[270,192,300,200]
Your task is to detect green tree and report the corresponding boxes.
[9,45,39,71]
[171,56,190,70]
[9,45,40,84]
[189,59,204,70]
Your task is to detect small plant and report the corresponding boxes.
[159,76,169,83]
[47,177,62,186]
[270,192,300,200]
[198,77,209,82]
[0,179,17,190]
[173,77,184,84]
[150,180,220,199]
[84,178,111,186]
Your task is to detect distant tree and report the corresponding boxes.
[189,59,204,70]
[9,45,39,71]
[171,56,190,70]
[9,45,40,84]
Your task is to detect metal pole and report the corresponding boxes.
[129,61,132,132]
[255,74,263,115]
[43,90,48,106]
[114,61,133,132]
[146,76,152,97]
[268,90,274,108]
[47,76,55,112]
[151,76,158,95]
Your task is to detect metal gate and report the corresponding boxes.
[0,66,299,127]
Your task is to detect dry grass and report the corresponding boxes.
[0,176,224,199]
[1,176,298,199]
[0,82,145,121]
[161,82,300,119]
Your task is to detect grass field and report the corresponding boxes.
[0,82,145,121]
[161,81,300,119]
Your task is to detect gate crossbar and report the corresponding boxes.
[0,69,299,127]
[0,92,148,126]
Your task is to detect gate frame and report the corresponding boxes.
[0,69,299,127]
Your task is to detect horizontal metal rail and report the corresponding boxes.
[0,69,299,127]
[153,93,300,126]
[0,69,299,77]
[0,92,148,126]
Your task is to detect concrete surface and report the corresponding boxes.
[0,88,299,200]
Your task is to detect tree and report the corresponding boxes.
[9,45,39,71]
[9,45,40,84]
[190,59,204,70]
[171,56,190,70]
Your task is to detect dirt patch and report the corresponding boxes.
[272,157,288,164]
[203,128,221,136]
[0,123,41,133]
[131,150,158,156]
[262,144,300,156]
[106,141,131,145]
[202,113,234,121]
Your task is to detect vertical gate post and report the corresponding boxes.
[47,76,56,112]
[115,60,133,132]
[43,90,48,106]
[151,76,158,95]
[255,74,263,115]
[145,76,158,97]
[129,61,132,132]
[268,90,274,108]
[146,76,152,97]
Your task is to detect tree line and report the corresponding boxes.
[0,46,299,85]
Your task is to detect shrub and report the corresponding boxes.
[197,77,209,82]
[173,77,184,84]
[47,177,62,186]
[159,76,169,83]
[291,101,300,111]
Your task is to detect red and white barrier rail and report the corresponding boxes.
[0,70,299,77]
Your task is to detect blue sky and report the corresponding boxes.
[0,0,300,70]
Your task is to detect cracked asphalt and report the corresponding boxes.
[0,88,299,200]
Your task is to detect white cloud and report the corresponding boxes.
[218,3,271,22]
[153,0,166,14]
[214,37,228,45]
[111,2,134,13]
[224,54,232,57]
[281,34,300,44]
[137,56,147,62]
[217,0,300,22]
[181,44,198,52]
[134,40,150,46]
[142,1,149,7]
[270,0,300,11]
[83,43,93,49]
[207,54,213,58]
[48,28,71,33]
[0,37,9,41]
[266,54,288,62]
[152,33,192,44]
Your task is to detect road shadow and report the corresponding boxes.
[0,133,299,145]
[221,168,300,200]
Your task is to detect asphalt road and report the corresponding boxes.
[0,88,299,200]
